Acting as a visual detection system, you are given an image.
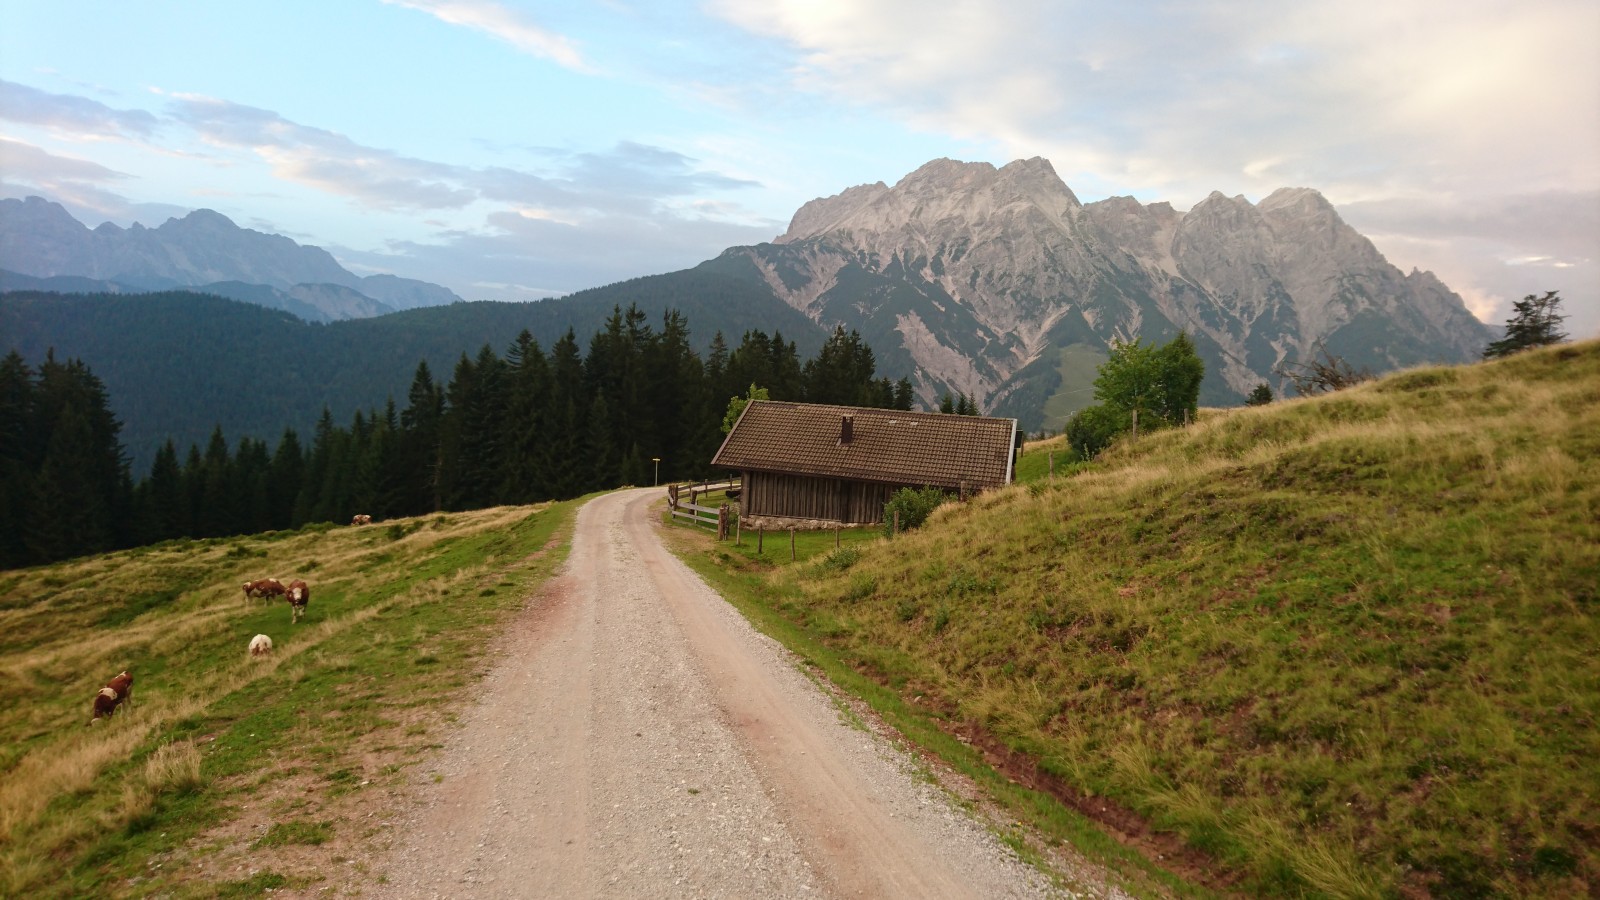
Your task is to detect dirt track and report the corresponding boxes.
[371,488,1072,898]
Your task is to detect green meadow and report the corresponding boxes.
[0,502,575,898]
[672,339,1600,898]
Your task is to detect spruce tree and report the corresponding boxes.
[400,361,444,514]
[0,353,34,567]
[1484,290,1568,358]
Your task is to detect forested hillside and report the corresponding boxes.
[0,260,823,474]
[0,305,908,569]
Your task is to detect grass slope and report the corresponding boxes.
[1040,342,1110,431]
[0,502,576,898]
[684,341,1600,898]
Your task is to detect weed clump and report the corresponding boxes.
[812,547,861,574]
[254,820,333,848]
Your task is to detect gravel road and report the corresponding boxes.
[370,488,1078,899]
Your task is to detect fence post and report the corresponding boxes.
[790,527,796,562]
[757,527,763,555]
[1049,451,1054,481]
[835,526,840,549]
[735,513,742,546]
[717,505,727,541]
[1132,408,1139,440]
[892,509,899,537]
[668,483,678,509]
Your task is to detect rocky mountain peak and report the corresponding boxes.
[734,157,1491,425]
[162,208,240,234]
[778,156,1082,247]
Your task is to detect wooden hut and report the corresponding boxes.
[711,400,1018,526]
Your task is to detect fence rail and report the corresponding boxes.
[666,478,741,537]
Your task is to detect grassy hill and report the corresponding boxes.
[686,339,1599,897]
[0,503,576,898]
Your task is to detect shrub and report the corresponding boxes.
[813,546,862,574]
[883,487,949,536]
[1064,403,1132,459]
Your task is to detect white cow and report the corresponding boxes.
[249,634,273,657]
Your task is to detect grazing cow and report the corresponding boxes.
[286,580,310,624]
[249,634,273,657]
[88,670,134,725]
[351,514,372,526]
[243,578,286,606]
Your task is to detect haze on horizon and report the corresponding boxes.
[1,0,1595,337]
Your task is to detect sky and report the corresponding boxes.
[2,0,1596,337]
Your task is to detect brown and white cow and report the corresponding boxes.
[286,580,310,624]
[243,578,286,606]
[249,634,274,657]
[88,670,134,725]
[351,514,372,526]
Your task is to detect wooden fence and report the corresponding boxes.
[666,478,741,538]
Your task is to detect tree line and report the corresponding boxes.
[0,305,911,569]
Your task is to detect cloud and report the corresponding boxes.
[0,78,161,138]
[381,0,588,71]
[165,96,763,223]
[168,95,477,210]
[709,1,1600,200]
[0,138,188,226]
[0,137,126,182]
[708,0,1600,334]
[334,208,775,303]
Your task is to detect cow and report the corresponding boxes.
[243,578,286,606]
[351,514,372,526]
[89,670,133,725]
[249,634,273,657]
[286,580,310,624]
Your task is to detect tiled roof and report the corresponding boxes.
[712,401,1017,490]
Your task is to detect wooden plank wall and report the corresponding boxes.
[745,471,897,524]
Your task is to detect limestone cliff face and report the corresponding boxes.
[727,158,1491,423]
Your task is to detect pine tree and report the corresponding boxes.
[267,429,304,530]
[0,353,35,567]
[137,439,185,544]
[502,330,552,504]
[1484,290,1568,358]
[545,330,589,498]
[400,361,445,514]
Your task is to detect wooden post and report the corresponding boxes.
[892,509,899,537]
[717,505,727,541]
[735,513,742,546]
[835,526,840,549]
[1132,408,1139,439]
[668,483,678,509]
[1183,408,1191,427]
[757,527,763,554]
[1049,451,1055,481]
[790,528,796,562]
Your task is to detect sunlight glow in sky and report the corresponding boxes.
[2,0,1596,335]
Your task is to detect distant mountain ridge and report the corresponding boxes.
[0,196,461,321]
[2,160,1498,443]
[719,157,1494,423]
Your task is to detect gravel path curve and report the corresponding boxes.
[371,488,1072,899]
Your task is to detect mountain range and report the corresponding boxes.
[0,196,461,322]
[712,157,1493,421]
[2,158,1495,455]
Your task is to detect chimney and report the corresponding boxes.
[840,414,854,445]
